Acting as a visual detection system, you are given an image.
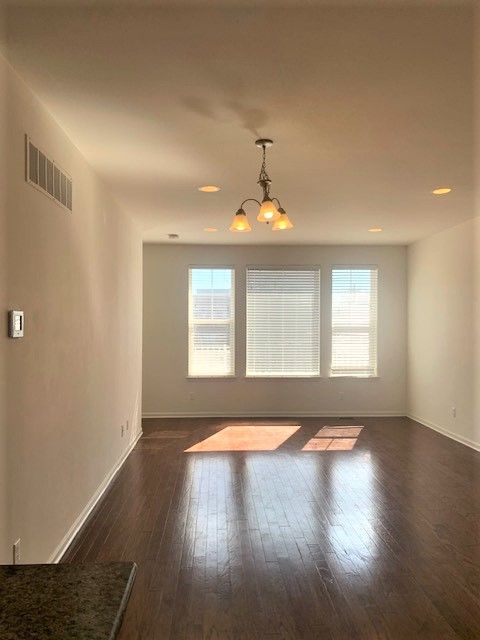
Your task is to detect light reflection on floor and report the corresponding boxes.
[184,425,300,452]
[327,451,379,568]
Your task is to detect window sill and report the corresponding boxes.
[245,375,322,379]
[186,374,379,380]
[329,375,379,379]
[187,375,237,379]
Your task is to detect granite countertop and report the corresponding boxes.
[0,561,136,640]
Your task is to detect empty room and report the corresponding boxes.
[1,1,479,638]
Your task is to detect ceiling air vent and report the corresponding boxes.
[25,135,72,212]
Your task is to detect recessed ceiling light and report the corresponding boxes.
[198,185,221,193]
[368,227,383,233]
[432,187,452,195]
[204,227,218,232]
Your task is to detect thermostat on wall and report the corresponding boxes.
[8,310,24,338]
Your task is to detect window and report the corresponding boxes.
[246,268,321,377]
[330,267,378,377]
[188,268,235,376]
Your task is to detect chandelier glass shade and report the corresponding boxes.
[229,208,252,232]
[257,199,280,223]
[272,208,293,230]
[230,139,293,232]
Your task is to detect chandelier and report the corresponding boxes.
[230,139,293,232]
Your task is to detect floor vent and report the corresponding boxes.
[25,135,72,212]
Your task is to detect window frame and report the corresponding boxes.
[187,265,236,378]
[328,264,379,379]
[245,265,322,379]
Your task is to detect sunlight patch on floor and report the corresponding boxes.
[302,426,364,451]
[185,425,300,452]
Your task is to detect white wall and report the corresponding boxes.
[407,219,476,446]
[1,51,143,563]
[143,244,407,417]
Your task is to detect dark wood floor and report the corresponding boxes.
[63,416,480,639]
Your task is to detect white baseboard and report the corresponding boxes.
[408,414,480,452]
[48,430,143,563]
[143,411,405,419]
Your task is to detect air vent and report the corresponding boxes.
[25,135,72,212]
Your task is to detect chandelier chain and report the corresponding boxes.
[257,144,272,198]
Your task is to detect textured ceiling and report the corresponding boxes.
[3,2,474,244]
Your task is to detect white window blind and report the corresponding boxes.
[188,268,235,376]
[246,268,321,377]
[331,267,378,377]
